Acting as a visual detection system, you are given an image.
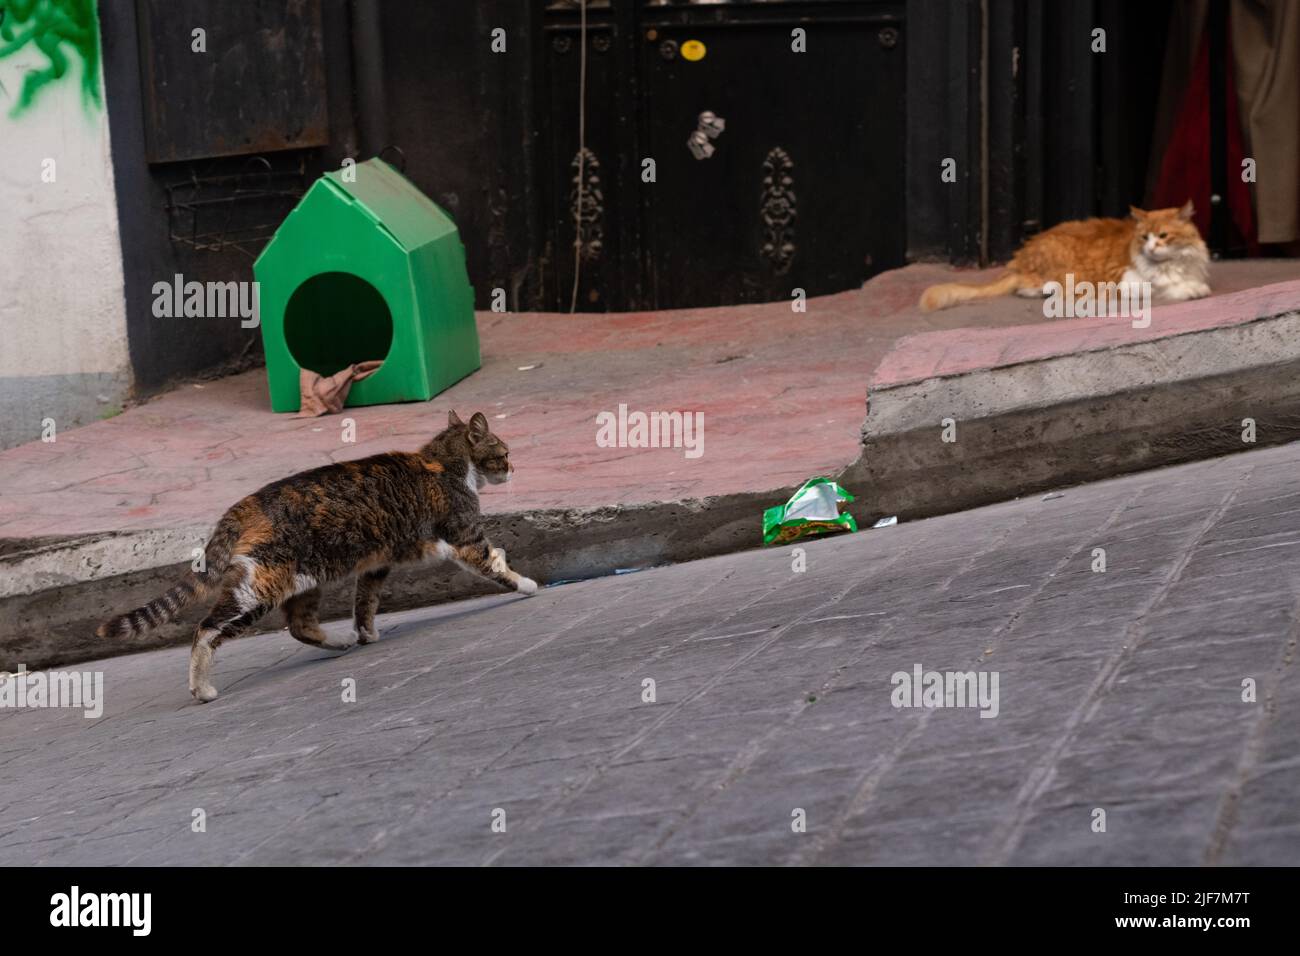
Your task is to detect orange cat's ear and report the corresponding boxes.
[1128,205,1146,220]
[448,409,464,428]
[1178,200,1195,221]
[468,412,489,440]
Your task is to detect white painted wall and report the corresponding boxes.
[0,16,131,450]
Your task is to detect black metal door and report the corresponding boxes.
[542,0,906,312]
[542,1,638,312]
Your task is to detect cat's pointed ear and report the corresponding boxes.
[448,409,464,428]
[468,412,489,440]
[1178,200,1195,221]
[1128,205,1146,220]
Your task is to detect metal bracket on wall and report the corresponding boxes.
[687,110,726,160]
[164,156,307,258]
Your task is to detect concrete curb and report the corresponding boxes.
[8,282,1300,670]
[839,294,1300,524]
[0,489,790,670]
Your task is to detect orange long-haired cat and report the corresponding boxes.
[920,201,1210,311]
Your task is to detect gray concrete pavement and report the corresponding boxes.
[2,442,1298,865]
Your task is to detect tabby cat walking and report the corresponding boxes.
[97,411,538,702]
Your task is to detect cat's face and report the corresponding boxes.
[448,410,512,485]
[1130,202,1203,262]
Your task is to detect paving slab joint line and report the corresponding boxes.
[640,542,920,862]
[796,512,1044,864]
[1203,591,1300,865]
[985,468,1252,865]
[479,568,819,866]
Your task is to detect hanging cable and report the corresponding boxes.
[569,0,588,313]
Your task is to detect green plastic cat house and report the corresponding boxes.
[254,158,480,413]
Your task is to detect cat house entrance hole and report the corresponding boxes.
[283,272,394,377]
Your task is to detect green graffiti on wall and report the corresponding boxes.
[0,0,101,116]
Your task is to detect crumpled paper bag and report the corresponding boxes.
[293,361,384,418]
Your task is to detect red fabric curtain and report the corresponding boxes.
[1151,23,1259,254]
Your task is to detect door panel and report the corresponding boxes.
[543,8,635,311]
[638,9,905,308]
[137,0,328,164]
[541,1,906,311]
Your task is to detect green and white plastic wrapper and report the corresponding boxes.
[763,477,858,545]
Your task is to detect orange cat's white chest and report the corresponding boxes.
[1122,248,1210,303]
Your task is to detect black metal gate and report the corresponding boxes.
[541,0,906,312]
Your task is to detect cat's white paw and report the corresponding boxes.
[355,626,379,645]
[191,682,218,703]
[515,576,538,596]
[320,632,358,652]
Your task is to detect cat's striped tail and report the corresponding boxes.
[919,272,1023,311]
[95,515,241,639]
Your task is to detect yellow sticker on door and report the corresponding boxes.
[681,39,707,62]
